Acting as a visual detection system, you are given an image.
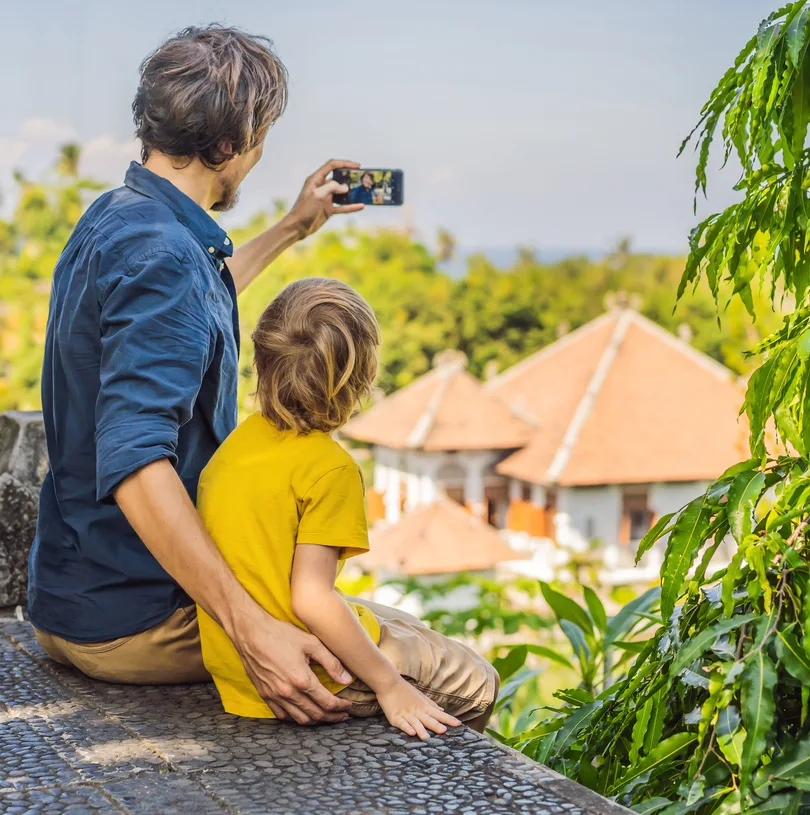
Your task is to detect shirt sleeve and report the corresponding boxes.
[95,249,213,503]
[297,464,370,559]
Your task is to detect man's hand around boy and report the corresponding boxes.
[376,678,462,741]
[233,606,354,724]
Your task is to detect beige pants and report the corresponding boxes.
[34,606,209,684]
[34,600,497,722]
[338,599,498,724]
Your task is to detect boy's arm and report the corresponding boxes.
[291,544,461,739]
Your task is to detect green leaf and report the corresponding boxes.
[787,6,810,68]
[630,799,672,815]
[583,587,607,633]
[493,644,528,682]
[635,512,676,565]
[747,792,802,814]
[776,628,810,682]
[605,586,661,647]
[540,582,593,634]
[610,733,698,796]
[644,689,667,755]
[660,497,714,620]
[630,694,654,764]
[740,649,778,794]
[554,699,604,754]
[670,613,758,676]
[523,644,574,671]
[754,734,810,798]
[727,470,767,543]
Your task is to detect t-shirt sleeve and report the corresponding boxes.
[297,464,370,559]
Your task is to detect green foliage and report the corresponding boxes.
[511,4,810,811]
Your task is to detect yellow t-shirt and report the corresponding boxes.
[196,412,380,718]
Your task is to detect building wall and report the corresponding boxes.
[649,481,710,519]
[558,485,622,548]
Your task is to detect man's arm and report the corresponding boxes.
[114,459,353,724]
[228,159,364,294]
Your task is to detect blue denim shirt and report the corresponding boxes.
[28,162,240,642]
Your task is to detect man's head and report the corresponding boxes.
[361,171,375,189]
[252,278,381,435]
[133,25,288,211]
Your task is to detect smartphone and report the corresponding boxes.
[333,168,404,206]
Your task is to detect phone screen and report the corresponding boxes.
[333,169,404,206]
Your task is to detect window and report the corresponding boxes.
[622,489,652,544]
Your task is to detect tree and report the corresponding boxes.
[516,5,810,812]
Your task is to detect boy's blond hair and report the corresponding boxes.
[252,278,381,434]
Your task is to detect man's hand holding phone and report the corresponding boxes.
[285,159,365,240]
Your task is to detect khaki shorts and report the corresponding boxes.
[339,599,498,724]
[34,605,209,685]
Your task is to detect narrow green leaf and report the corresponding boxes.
[610,733,698,796]
[660,497,714,620]
[630,694,654,764]
[748,791,802,814]
[727,470,767,543]
[605,586,661,647]
[754,734,810,798]
[635,512,676,565]
[644,689,667,755]
[776,628,810,682]
[583,587,607,633]
[540,582,593,633]
[670,613,758,676]
[554,699,603,754]
[741,649,778,794]
[630,799,672,815]
[523,644,574,671]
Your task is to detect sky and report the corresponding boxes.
[0,0,778,256]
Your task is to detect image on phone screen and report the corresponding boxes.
[333,169,404,206]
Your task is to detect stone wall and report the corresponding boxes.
[0,411,47,607]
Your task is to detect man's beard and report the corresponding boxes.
[211,180,240,212]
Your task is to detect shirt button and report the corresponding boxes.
[208,246,215,254]
[219,262,224,270]
[224,237,231,246]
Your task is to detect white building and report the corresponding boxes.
[343,306,747,581]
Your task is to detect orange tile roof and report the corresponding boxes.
[491,310,748,486]
[355,499,526,576]
[343,352,533,451]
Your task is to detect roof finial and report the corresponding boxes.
[432,349,468,372]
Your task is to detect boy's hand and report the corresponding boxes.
[376,678,462,741]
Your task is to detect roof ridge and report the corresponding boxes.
[484,312,618,392]
[545,309,634,483]
[405,364,460,448]
[628,311,736,383]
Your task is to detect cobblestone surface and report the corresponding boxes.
[0,620,629,814]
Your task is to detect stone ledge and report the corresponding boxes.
[0,620,629,814]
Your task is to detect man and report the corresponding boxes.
[349,171,376,205]
[27,24,365,725]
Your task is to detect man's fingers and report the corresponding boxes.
[306,639,353,687]
[311,158,360,185]
[265,700,291,721]
[314,180,348,199]
[333,204,364,215]
[303,680,353,716]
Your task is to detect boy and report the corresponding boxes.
[197,277,498,739]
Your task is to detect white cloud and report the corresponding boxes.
[81,135,140,183]
[0,118,138,216]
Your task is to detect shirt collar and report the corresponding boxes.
[124,162,233,259]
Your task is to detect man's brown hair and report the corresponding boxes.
[253,278,381,434]
[133,25,288,168]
